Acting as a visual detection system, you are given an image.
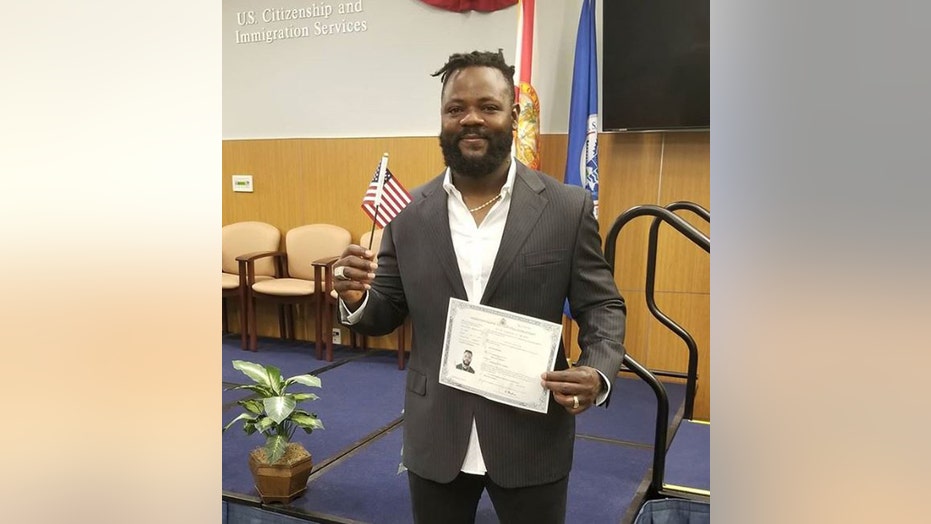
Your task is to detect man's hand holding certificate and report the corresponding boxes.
[439,298,563,414]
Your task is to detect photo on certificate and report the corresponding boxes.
[439,298,562,414]
[454,348,477,374]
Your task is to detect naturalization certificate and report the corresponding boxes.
[438,298,563,414]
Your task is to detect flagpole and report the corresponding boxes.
[368,153,389,250]
[368,210,379,250]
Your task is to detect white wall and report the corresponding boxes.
[222,0,598,139]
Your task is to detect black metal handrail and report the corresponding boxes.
[605,205,709,266]
[622,353,669,493]
[604,204,710,496]
[645,202,710,419]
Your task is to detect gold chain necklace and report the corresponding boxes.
[468,194,501,213]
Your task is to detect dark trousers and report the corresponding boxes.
[408,470,569,524]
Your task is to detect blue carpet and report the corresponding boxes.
[223,351,407,497]
[233,423,653,524]
[293,424,411,523]
[663,420,710,492]
[222,333,364,384]
[576,375,687,445]
[566,438,654,522]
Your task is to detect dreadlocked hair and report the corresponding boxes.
[432,49,516,103]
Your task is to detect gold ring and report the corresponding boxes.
[572,395,580,409]
[333,266,350,281]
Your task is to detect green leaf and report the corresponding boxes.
[264,396,296,424]
[286,374,321,388]
[223,413,256,432]
[291,412,324,431]
[232,361,272,388]
[225,384,275,397]
[290,393,319,403]
[264,434,288,464]
[254,416,274,433]
[239,399,264,415]
[265,365,283,395]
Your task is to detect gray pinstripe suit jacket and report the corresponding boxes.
[349,162,627,488]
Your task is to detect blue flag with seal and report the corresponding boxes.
[563,0,599,319]
[564,0,599,218]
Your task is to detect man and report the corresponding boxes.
[456,350,476,373]
[332,50,626,524]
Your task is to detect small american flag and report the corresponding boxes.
[361,161,412,228]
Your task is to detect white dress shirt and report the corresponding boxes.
[342,159,610,475]
[440,160,514,474]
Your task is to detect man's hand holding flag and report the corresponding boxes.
[334,154,412,307]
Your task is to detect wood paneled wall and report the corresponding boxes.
[223,131,710,420]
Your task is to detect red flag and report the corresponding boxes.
[417,0,516,12]
[514,0,540,169]
[360,157,412,228]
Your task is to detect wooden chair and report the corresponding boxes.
[317,228,410,368]
[239,224,351,355]
[221,221,281,349]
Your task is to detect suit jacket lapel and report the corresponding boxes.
[481,164,547,303]
[417,176,469,299]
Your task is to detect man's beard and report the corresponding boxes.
[439,127,513,178]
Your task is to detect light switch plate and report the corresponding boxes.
[232,174,254,192]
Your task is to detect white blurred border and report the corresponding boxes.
[2,2,220,522]
[713,0,931,522]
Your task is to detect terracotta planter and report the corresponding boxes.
[248,451,314,503]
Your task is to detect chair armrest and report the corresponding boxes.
[312,256,340,297]
[311,255,339,268]
[236,250,285,263]
[237,250,287,285]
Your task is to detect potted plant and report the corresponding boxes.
[223,360,325,503]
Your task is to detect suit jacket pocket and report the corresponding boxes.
[406,368,426,396]
[523,249,568,268]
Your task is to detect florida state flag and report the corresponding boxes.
[513,0,540,170]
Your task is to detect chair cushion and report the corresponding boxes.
[253,278,315,296]
[223,273,273,290]
[222,273,240,290]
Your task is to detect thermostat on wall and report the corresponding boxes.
[232,174,254,193]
